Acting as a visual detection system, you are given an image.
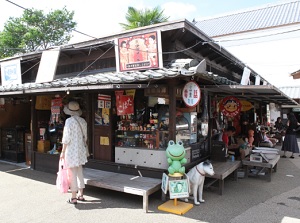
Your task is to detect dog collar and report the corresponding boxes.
[196,166,206,176]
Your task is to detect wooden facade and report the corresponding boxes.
[1,20,293,178]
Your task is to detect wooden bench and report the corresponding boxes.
[242,154,280,182]
[83,168,161,213]
[204,160,241,195]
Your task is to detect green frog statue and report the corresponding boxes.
[166,140,187,175]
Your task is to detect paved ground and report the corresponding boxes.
[1,149,300,223]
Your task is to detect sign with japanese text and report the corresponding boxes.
[182,81,201,107]
[116,95,134,115]
[115,31,161,72]
[219,96,241,117]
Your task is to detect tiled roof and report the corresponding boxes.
[279,86,300,99]
[0,61,239,95]
[195,0,300,37]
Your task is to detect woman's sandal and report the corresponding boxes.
[67,198,77,204]
[290,156,294,159]
[77,195,86,201]
[281,155,287,158]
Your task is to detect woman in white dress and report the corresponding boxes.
[60,101,88,204]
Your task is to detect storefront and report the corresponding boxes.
[0,20,297,178]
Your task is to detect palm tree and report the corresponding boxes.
[120,6,169,30]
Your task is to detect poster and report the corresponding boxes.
[95,94,111,125]
[116,32,160,72]
[169,179,189,199]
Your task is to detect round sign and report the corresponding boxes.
[182,81,201,108]
[240,100,253,112]
[219,96,241,117]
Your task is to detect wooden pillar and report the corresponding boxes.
[168,79,178,141]
[31,96,37,169]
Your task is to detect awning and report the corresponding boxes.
[202,85,299,106]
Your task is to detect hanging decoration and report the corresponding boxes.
[219,96,241,117]
[115,90,134,116]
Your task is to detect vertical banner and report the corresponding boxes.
[115,31,160,72]
[117,95,134,115]
[241,67,251,85]
[0,59,22,86]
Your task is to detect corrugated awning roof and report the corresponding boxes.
[203,85,299,106]
[195,0,300,37]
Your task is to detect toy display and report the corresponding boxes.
[166,140,187,175]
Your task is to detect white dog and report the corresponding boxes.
[185,160,215,205]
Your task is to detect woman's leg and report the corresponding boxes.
[77,165,85,199]
[67,167,79,204]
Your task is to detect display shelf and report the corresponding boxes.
[115,129,159,149]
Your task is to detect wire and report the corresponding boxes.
[4,0,97,44]
[76,44,114,77]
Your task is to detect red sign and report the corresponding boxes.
[117,95,134,115]
[219,96,241,117]
[182,81,201,108]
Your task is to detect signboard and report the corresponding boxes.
[219,96,241,117]
[115,31,161,72]
[169,179,189,199]
[161,173,169,194]
[0,59,22,86]
[240,100,253,111]
[36,49,60,83]
[182,81,201,108]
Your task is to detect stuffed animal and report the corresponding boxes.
[166,140,187,175]
[185,160,215,205]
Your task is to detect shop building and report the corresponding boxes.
[0,20,297,178]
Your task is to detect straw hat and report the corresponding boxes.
[63,101,82,116]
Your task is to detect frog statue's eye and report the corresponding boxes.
[177,140,183,146]
[168,140,175,146]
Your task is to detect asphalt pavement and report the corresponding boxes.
[1,147,300,223]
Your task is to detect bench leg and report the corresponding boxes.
[267,168,272,182]
[218,180,224,195]
[143,193,148,213]
[273,163,278,172]
[244,166,249,178]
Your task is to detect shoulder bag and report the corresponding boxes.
[74,117,90,157]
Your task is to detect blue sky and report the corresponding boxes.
[0,0,290,43]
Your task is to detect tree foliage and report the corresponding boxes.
[120,6,169,30]
[0,7,76,58]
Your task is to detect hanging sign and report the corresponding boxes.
[240,100,253,112]
[219,96,241,117]
[117,95,134,115]
[182,81,201,108]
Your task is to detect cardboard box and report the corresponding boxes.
[37,140,50,153]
